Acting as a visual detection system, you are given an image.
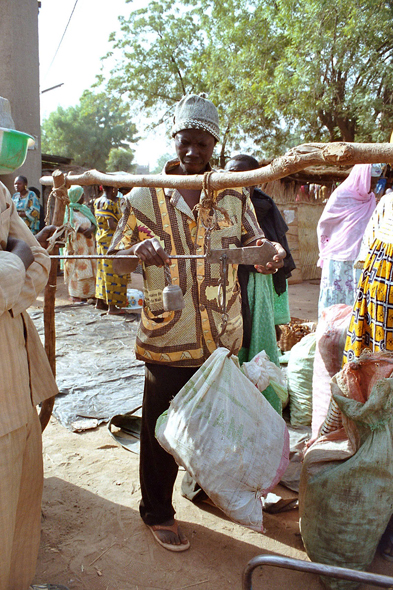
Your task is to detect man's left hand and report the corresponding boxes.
[254,239,286,274]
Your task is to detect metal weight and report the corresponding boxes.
[163,264,185,311]
[163,284,185,311]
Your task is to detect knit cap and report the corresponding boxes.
[171,94,220,142]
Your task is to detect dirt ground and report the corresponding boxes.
[30,278,393,590]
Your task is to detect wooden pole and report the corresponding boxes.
[40,170,68,431]
[40,142,393,191]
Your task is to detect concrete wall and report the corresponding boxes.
[0,0,41,194]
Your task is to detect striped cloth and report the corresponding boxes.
[0,183,58,436]
[0,182,59,589]
[0,408,43,589]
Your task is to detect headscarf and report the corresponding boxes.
[317,164,376,266]
[65,186,97,229]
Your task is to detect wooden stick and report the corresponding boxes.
[39,142,393,190]
[40,170,68,432]
[88,542,117,567]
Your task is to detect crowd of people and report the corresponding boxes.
[3,92,393,587]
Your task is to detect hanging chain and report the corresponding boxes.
[215,253,229,344]
[164,263,173,286]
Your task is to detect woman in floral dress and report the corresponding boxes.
[64,186,97,302]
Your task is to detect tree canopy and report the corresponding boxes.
[41,90,138,170]
[106,147,136,173]
[103,0,393,164]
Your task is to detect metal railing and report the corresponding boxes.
[242,555,393,590]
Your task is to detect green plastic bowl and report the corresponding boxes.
[0,127,35,175]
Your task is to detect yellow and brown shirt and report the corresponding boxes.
[110,161,264,367]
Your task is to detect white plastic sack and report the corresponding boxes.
[242,350,288,404]
[155,348,290,531]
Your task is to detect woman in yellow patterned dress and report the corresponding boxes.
[343,191,393,363]
[64,186,97,302]
[94,186,129,314]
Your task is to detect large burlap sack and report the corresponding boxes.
[155,347,290,531]
[288,332,316,426]
[299,378,393,590]
[311,304,352,439]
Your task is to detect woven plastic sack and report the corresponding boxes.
[311,304,352,439]
[300,378,393,590]
[155,347,290,531]
[288,332,316,426]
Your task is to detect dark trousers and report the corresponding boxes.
[139,363,198,526]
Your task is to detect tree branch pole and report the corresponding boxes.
[40,142,393,190]
[40,170,68,432]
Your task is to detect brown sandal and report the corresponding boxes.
[147,521,190,552]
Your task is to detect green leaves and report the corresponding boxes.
[99,0,393,158]
[41,90,138,170]
[106,148,136,173]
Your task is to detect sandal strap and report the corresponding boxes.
[151,522,179,533]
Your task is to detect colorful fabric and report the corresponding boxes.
[238,273,281,414]
[64,210,97,299]
[273,283,291,325]
[317,164,375,267]
[355,192,393,268]
[65,186,98,230]
[11,190,40,234]
[318,259,362,318]
[343,238,393,363]
[110,159,264,367]
[94,197,128,306]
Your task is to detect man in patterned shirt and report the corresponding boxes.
[110,94,285,551]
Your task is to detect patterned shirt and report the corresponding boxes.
[12,190,41,234]
[110,160,264,367]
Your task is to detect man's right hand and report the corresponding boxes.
[35,225,57,249]
[113,238,170,275]
[6,237,34,270]
[132,238,170,267]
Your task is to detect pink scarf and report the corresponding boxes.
[317,164,376,266]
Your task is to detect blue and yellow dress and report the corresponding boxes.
[12,190,40,234]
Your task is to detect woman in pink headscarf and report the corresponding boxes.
[317,164,376,317]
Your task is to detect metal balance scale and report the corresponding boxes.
[52,240,278,337]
